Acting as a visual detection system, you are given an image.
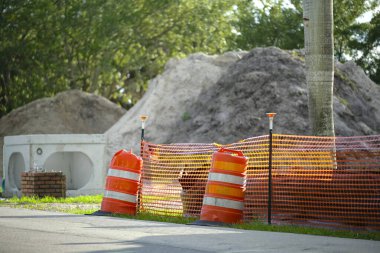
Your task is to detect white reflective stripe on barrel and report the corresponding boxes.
[208,172,245,185]
[203,196,244,210]
[108,168,140,181]
[104,190,137,203]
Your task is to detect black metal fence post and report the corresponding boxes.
[140,115,148,141]
[138,115,148,212]
[266,113,276,225]
[139,115,148,155]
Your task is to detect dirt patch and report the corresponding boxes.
[0,90,125,177]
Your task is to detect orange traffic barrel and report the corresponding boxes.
[198,148,248,224]
[100,149,142,215]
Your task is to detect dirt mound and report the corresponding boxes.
[105,51,247,156]
[174,47,380,143]
[107,47,380,156]
[0,90,125,176]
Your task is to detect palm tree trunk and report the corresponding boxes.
[303,0,335,136]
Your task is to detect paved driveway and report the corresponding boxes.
[0,207,379,253]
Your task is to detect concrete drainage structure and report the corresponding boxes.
[3,134,106,197]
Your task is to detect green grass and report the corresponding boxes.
[113,211,197,224]
[0,195,102,214]
[232,221,380,241]
[113,213,380,241]
[2,195,102,204]
[1,195,379,240]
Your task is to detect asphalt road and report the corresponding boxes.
[0,207,379,253]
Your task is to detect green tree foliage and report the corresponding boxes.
[345,11,380,83]
[0,0,236,117]
[362,12,380,83]
[334,0,378,61]
[1,0,379,118]
[233,0,304,50]
[234,0,379,84]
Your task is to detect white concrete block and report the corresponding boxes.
[3,134,107,197]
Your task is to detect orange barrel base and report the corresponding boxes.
[100,149,142,216]
[101,197,137,215]
[200,204,244,224]
[198,148,248,224]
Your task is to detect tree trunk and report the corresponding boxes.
[303,0,335,136]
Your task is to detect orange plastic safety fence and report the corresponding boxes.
[140,134,380,230]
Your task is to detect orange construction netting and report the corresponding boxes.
[139,134,380,230]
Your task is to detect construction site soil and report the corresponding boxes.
[106,47,380,157]
[1,47,379,175]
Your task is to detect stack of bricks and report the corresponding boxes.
[21,172,66,198]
